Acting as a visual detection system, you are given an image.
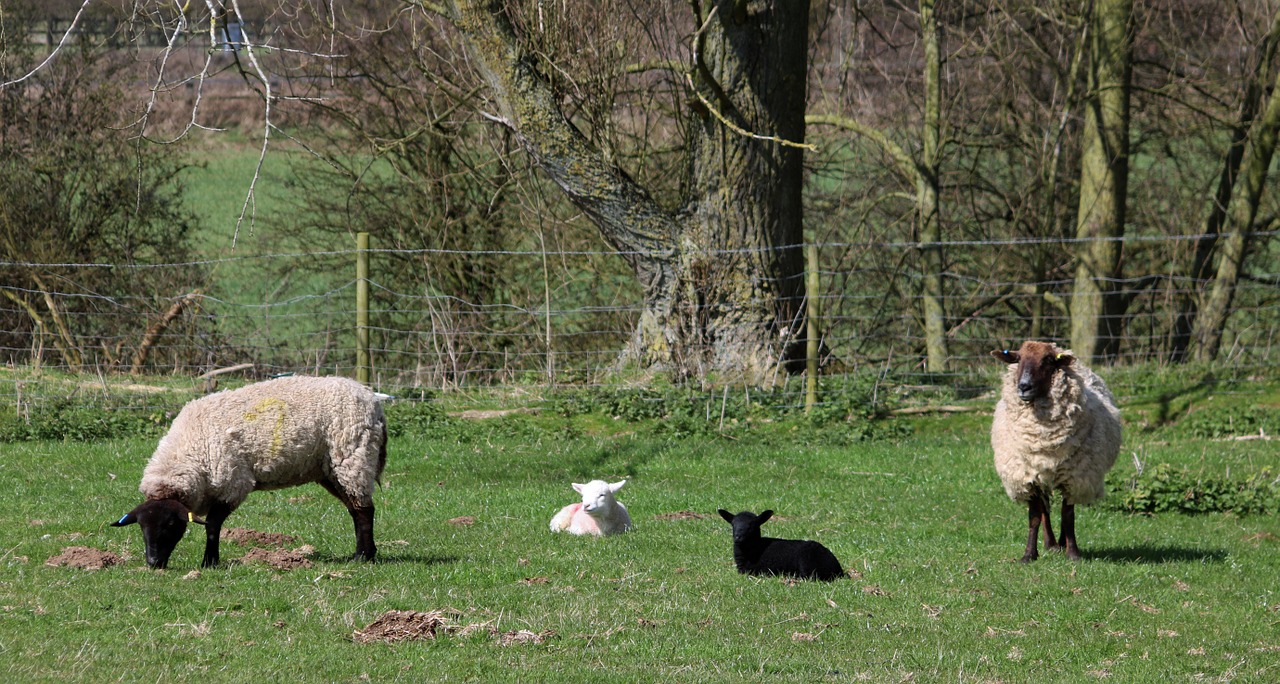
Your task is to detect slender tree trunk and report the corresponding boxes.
[918,0,947,372]
[1070,0,1132,363]
[1192,15,1280,361]
[448,0,810,385]
[1170,10,1280,362]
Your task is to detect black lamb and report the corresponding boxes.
[717,509,844,581]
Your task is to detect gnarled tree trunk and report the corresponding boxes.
[449,0,809,385]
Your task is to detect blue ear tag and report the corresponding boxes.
[117,515,130,525]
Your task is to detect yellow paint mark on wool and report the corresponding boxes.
[243,397,288,459]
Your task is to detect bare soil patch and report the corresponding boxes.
[46,546,123,570]
[354,610,453,644]
[446,516,476,526]
[240,547,313,570]
[654,510,711,521]
[221,527,297,547]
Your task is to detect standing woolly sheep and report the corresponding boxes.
[717,509,844,581]
[549,479,632,536]
[111,376,389,569]
[990,341,1122,562]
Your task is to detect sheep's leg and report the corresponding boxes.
[1040,493,1060,552]
[320,480,377,562]
[201,501,232,568]
[1059,502,1082,560]
[1021,489,1058,562]
[1021,495,1044,563]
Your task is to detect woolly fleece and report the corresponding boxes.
[991,344,1122,505]
[139,376,387,515]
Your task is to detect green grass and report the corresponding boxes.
[2,386,1279,682]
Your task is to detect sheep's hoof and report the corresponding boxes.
[1018,553,1037,563]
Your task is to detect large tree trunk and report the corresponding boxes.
[448,0,809,385]
[1192,15,1280,362]
[1172,10,1280,363]
[1069,0,1132,363]
[918,0,947,373]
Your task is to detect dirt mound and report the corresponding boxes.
[354,610,452,643]
[240,547,313,570]
[654,510,711,521]
[221,527,297,547]
[46,546,123,570]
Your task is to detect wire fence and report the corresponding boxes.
[2,232,1279,412]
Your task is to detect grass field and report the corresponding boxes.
[2,377,1278,682]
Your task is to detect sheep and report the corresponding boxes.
[717,509,844,581]
[990,340,1122,562]
[548,479,632,536]
[111,375,389,569]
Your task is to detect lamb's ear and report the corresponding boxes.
[111,511,138,527]
[756,510,774,524]
[571,482,585,494]
[991,349,1019,364]
[717,509,735,523]
[608,479,626,493]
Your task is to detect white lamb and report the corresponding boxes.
[549,479,631,536]
[990,340,1122,562]
[112,375,389,569]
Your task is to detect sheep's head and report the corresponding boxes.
[572,479,625,515]
[718,509,774,544]
[111,499,205,569]
[991,341,1074,402]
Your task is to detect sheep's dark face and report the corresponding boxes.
[991,341,1074,403]
[111,499,204,569]
[718,509,774,544]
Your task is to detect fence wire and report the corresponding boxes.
[2,233,1278,411]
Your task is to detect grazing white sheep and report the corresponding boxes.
[112,376,389,569]
[717,509,844,581]
[549,480,631,536]
[990,340,1122,562]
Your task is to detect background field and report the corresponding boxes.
[2,374,1278,683]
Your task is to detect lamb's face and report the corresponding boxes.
[573,480,621,514]
[111,499,201,569]
[991,341,1074,403]
[718,509,773,543]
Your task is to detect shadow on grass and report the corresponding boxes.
[1086,545,1227,564]
[306,553,462,566]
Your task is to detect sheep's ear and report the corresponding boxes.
[187,511,207,526]
[609,479,626,493]
[991,349,1019,364]
[111,512,138,527]
[1054,352,1075,368]
[718,509,735,523]
[571,482,585,494]
[756,510,774,524]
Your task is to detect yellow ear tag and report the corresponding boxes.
[188,512,195,523]
[1055,353,1063,360]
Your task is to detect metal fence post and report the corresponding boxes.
[805,240,819,414]
[356,232,370,384]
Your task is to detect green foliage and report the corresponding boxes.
[1106,463,1280,515]
[1177,405,1279,440]
[0,401,173,443]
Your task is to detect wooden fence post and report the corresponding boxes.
[356,232,370,384]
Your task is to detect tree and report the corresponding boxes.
[0,9,204,372]
[1191,7,1280,362]
[444,0,811,385]
[1069,0,1133,363]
